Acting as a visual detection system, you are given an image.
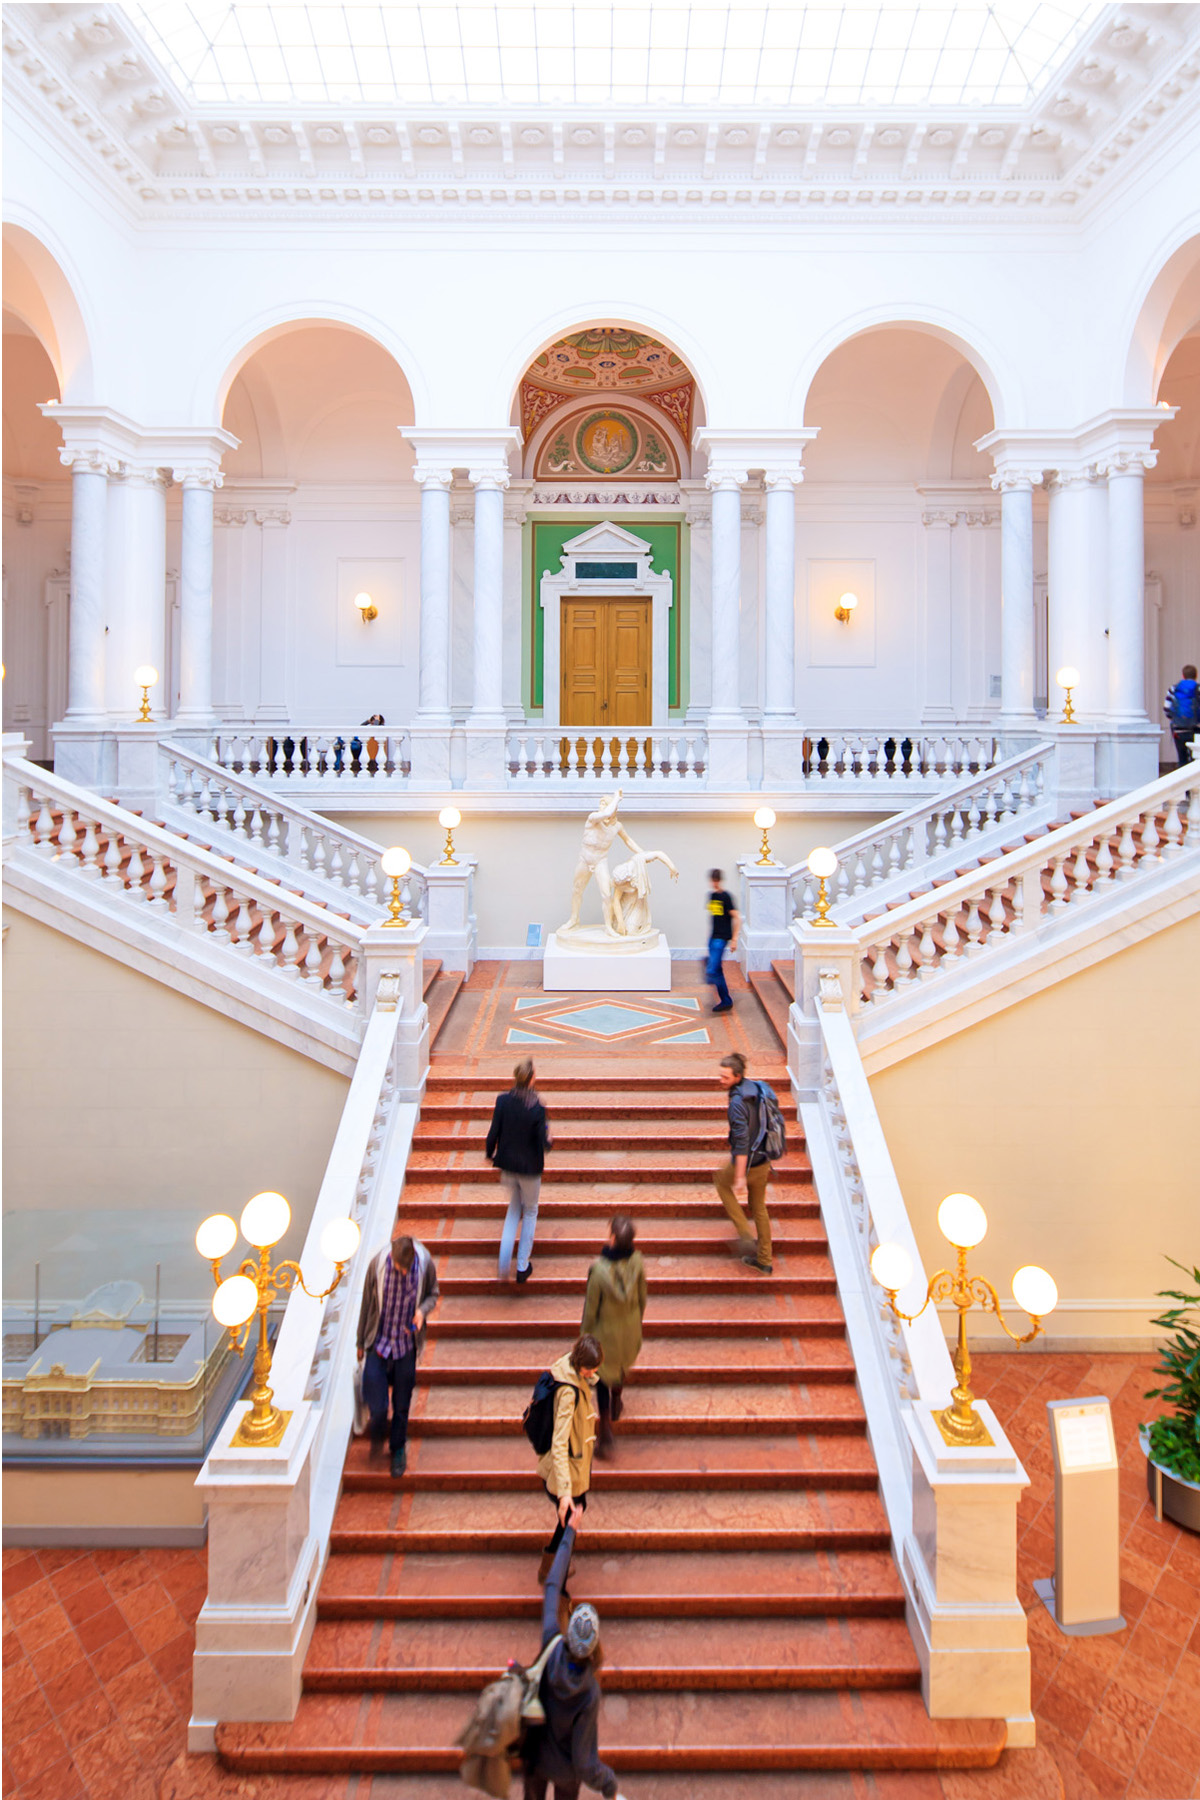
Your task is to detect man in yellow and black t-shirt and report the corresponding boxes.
[704,868,740,1013]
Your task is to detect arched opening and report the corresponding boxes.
[2,224,94,400]
[798,326,999,731]
[1146,324,1200,762]
[512,323,702,735]
[212,323,417,730]
[1123,234,1200,408]
[2,306,67,759]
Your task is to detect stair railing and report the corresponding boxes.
[802,993,1033,1729]
[787,741,1053,920]
[7,755,366,1013]
[191,984,421,1739]
[855,758,1199,1014]
[160,741,429,924]
[801,729,998,785]
[506,729,708,782]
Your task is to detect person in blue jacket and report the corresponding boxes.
[1164,664,1199,765]
[522,1524,628,1800]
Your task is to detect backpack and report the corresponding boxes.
[750,1080,787,1164]
[1166,679,1200,727]
[522,1370,564,1455]
[456,1635,562,1796]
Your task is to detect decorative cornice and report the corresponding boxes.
[6,3,1200,223]
[529,485,683,506]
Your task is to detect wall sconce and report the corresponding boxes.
[806,846,839,927]
[1056,666,1079,724]
[870,1192,1058,1448]
[355,591,378,623]
[134,664,159,723]
[438,806,462,865]
[196,1192,360,1448]
[834,592,858,625]
[380,845,413,926]
[752,807,777,866]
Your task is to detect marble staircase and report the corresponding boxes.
[212,1060,1012,1788]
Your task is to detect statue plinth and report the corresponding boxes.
[544,927,672,992]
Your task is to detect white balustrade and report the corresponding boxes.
[209,725,411,785]
[506,729,708,783]
[802,729,997,785]
[161,743,429,927]
[787,743,1052,922]
[855,759,1199,1012]
[8,755,366,1013]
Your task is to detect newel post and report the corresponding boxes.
[786,920,862,1098]
[736,856,793,972]
[359,921,430,1100]
[421,857,478,975]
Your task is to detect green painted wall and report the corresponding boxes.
[524,519,687,715]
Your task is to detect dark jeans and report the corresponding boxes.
[596,1379,624,1429]
[363,1345,417,1455]
[542,1483,587,1558]
[706,936,731,1006]
[1172,729,1195,766]
[523,1773,579,1800]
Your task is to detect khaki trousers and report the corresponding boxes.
[714,1159,772,1265]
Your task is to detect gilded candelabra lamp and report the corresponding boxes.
[380,844,412,926]
[134,664,159,723]
[806,846,839,928]
[753,807,777,866]
[870,1193,1058,1448]
[1056,665,1079,725]
[196,1191,360,1448]
[438,806,461,866]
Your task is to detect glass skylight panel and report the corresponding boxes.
[123,3,1106,110]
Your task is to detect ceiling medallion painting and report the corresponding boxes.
[534,408,679,481]
[521,327,696,451]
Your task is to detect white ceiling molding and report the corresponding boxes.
[3,4,1200,220]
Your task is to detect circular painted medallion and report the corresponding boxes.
[575,411,638,475]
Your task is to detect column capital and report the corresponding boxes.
[39,406,239,482]
[467,466,511,492]
[694,426,819,482]
[411,466,455,490]
[173,466,225,490]
[705,468,749,493]
[1094,448,1158,480]
[401,425,521,475]
[989,467,1042,494]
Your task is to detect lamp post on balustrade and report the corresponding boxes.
[196,1191,360,1449]
[870,1192,1058,1448]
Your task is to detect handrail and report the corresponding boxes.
[855,758,1200,1008]
[7,753,366,1011]
[161,741,429,920]
[786,741,1053,919]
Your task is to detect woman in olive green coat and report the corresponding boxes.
[580,1214,647,1458]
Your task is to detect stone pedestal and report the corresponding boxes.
[406,723,454,790]
[737,857,793,970]
[1047,726,1100,809]
[422,858,478,974]
[1095,725,1162,798]
[787,920,862,1096]
[761,724,808,788]
[190,1402,320,1745]
[544,930,672,992]
[903,1403,1033,1739]
[462,725,507,790]
[704,722,751,789]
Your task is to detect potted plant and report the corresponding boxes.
[1141,1259,1200,1533]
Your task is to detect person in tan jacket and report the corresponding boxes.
[535,1334,601,1583]
[581,1214,647,1459]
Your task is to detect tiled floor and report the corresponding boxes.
[1,1545,206,1800]
[970,1352,1200,1800]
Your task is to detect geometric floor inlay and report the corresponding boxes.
[503,991,710,1047]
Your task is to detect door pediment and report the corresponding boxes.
[559,521,654,571]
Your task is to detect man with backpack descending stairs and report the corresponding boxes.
[712,1050,787,1274]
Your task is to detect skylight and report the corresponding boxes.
[122,2,1106,110]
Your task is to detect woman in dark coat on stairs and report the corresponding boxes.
[580,1214,647,1459]
[523,1525,628,1800]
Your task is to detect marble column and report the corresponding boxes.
[175,471,220,725]
[921,507,956,723]
[1102,453,1151,721]
[63,455,109,720]
[106,465,168,719]
[993,472,1038,725]
[414,468,453,722]
[468,468,507,725]
[1046,469,1106,718]
[707,472,745,720]
[763,473,798,719]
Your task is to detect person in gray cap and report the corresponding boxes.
[521,1524,630,1800]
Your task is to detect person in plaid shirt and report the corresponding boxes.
[357,1230,440,1478]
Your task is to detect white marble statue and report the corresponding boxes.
[557,790,678,948]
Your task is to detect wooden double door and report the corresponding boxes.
[560,596,651,729]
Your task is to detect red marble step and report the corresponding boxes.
[425,1210,830,1241]
[422,1293,846,1332]
[420,1226,828,1255]
[432,1270,836,1299]
[424,969,463,1043]
[403,1189,821,1217]
[329,1487,890,1555]
[772,959,797,1001]
[215,1690,1006,1775]
[421,1332,852,1373]
[408,1378,863,1434]
[418,1097,801,1121]
[426,1071,792,1093]
[316,1546,907,1617]
[406,1149,813,1179]
[340,1430,876,1491]
[414,1124,749,1150]
[420,957,443,992]
[303,1615,921,1692]
[749,968,791,1048]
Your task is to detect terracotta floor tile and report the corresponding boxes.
[113,1580,170,1631]
[15,1601,74,1657]
[59,1582,114,1631]
[1142,1596,1197,1649]
[148,1629,194,1686]
[1076,1747,1135,1799]
[26,1623,86,1689]
[1143,1710,1200,1777]
[4,1720,70,1789]
[1,1558,44,1601]
[14,1756,87,1800]
[87,1629,142,1683]
[56,1689,118,1753]
[1079,1685,1158,1773]
[3,1581,59,1628]
[1126,1748,1193,1800]
[1037,1677,1095,1746]
[1,1681,54,1744]
[132,1601,186,1656]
